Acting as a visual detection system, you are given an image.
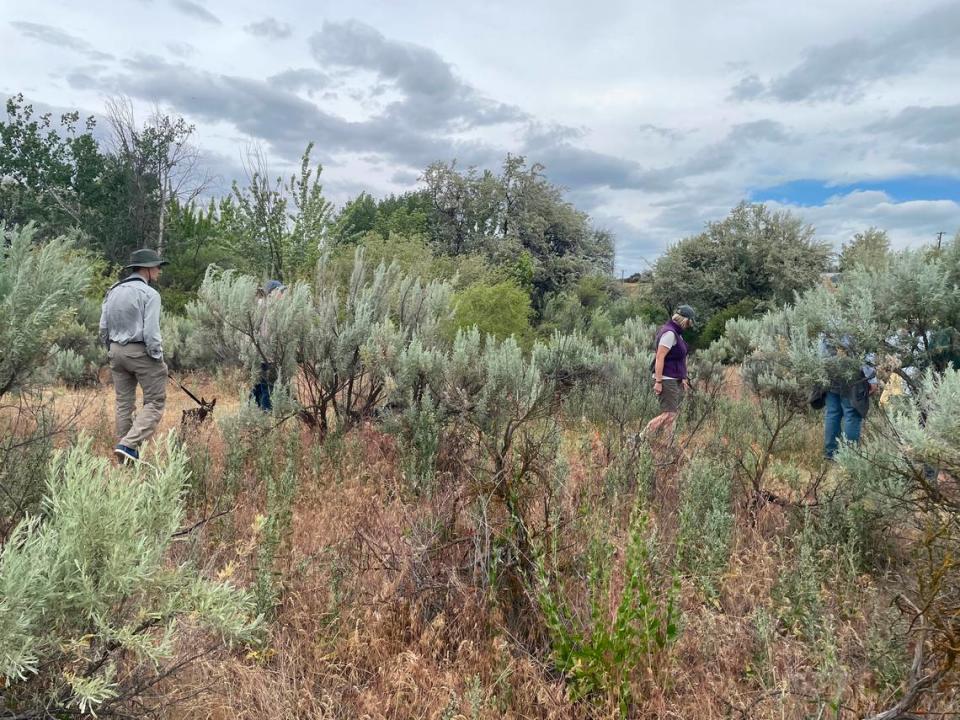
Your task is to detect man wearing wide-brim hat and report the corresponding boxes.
[98,248,169,463]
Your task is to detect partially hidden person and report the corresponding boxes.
[251,280,286,411]
[817,333,877,459]
[642,304,696,447]
[99,248,169,464]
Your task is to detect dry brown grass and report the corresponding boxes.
[41,372,947,720]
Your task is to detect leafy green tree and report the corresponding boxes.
[421,155,614,309]
[453,279,533,341]
[373,191,431,239]
[330,191,378,245]
[690,298,759,350]
[158,198,229,314]
[652,202,831,321]
[104,97,209,256]
[329,191,431,247]
[1,94,213,267]
[217,144,332,281]
[0,94,106,240]
[838,227,890,272]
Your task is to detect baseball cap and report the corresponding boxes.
[675,304,697,325]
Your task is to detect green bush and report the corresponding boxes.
[677,456,734,597]
[690,298,758,350]
[44,296,104,386]
[49,346,92,387]
[773,517,825,639]
[538,510,680,716]
[453,279,532,342]
[0,435,260,717]
[391,391,442,495]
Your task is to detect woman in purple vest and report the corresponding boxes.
[642,304,696,444]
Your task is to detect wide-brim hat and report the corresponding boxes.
[125,248,169,269]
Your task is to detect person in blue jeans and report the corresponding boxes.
[250,280,285,411]
[819,334,877,459]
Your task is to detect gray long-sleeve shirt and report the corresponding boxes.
[98,275,164,360]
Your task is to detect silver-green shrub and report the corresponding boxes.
[191,247,455,433]
[0,435,260,716]
[574,318,658,455]
[835,369,959,684]
[0,223,90,396]
[49,346,89,387]
[0,224,92,530]
[677,455,734,597]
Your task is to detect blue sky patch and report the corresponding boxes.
[750,176,960,206]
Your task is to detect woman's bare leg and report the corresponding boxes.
[643,411,677,443]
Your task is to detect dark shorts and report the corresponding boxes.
[658,379,684,413]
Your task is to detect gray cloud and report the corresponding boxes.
[268,68,332,95]
[309,20,526,130]
[523,142,649,191]
[244,17,292,39]
[67,54,504,170]
[390,169,420,185]
[170,0,221,25]
[868,104,960,145]
[729,74,765,101]
[11,21,113,61]
[42,17,789,212]
[165,41,196,58]
[636,123,686,140]
[734,2,960,103]
[518,119,790,198]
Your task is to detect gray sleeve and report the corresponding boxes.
[862,352,877,385]
[143,290,164,360]
[99,293,110,349]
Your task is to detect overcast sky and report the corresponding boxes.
[3,0,959,270]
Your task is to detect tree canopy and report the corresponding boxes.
[651,202,831,321]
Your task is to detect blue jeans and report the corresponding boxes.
[823,391,862,458]
[251,381,273,411]
[250,361,275,411]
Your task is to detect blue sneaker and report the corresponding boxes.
[114,444,139,464]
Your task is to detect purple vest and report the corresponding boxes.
[654,320,688,380]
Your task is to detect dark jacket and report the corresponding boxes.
[810,372,872,418]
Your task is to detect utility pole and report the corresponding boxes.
[936,231,946,251]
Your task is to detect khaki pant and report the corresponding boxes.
[657,378,684,413]
[109,343,167,449]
